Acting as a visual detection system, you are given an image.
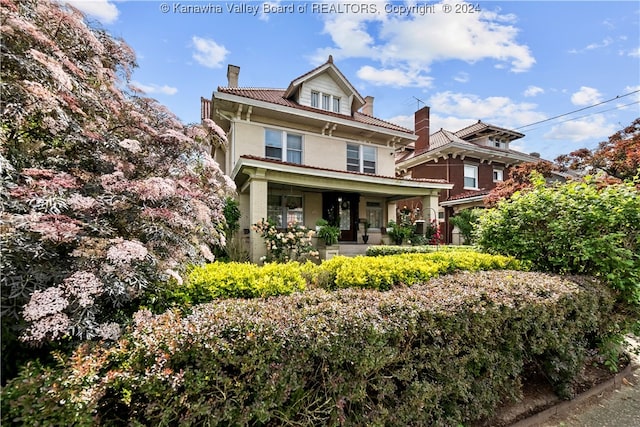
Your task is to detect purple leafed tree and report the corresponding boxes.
[0,0,234,366]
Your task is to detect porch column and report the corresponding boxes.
[387,201,397,224]
[248,170,268,263]
[422,193,440,223]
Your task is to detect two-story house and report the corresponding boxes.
[202,57,452,262]
[396,106,542,244]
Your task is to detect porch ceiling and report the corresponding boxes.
[232,157,452,201]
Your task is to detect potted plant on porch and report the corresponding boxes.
[316,219,340,260]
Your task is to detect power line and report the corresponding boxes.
[518,100,640,133]
[515,89,640,130]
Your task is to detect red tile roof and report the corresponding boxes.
[446,188,491,202]
[217,87,414,135]
[239,155,450,185]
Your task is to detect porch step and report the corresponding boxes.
[337,243,371,257]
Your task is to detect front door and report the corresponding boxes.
[322,193,359,242]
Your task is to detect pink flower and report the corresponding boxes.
[29,214,82,242]
[106,239,149,266]
[134,177,176,201]
[23,287,69,322]
[118,138,142,153]
[63,271,103,308]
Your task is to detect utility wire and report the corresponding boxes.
[515,89,640,130]
[518,100,640,133]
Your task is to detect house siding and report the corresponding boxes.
[300,74,350,115]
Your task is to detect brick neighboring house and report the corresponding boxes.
[202,58,452,262]
[396,106,543,244]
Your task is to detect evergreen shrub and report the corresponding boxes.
[2,271,614,426]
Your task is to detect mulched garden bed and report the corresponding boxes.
[473,352,631,427]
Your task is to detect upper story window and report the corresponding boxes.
[490,139,508,149]
[332,97,341,113]
[493,168,504,182]
[464,164,478,189]
[347,144,376,174]
[265,129,303,164]
[310,90,341,113]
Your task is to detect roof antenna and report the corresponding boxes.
[413,96,425,110]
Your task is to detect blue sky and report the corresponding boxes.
[70,0,639,161]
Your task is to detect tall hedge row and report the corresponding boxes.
[2,270,614,426]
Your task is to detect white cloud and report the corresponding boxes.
[64,0,119,24]
[427,91,545,129]
[131,81,178,95]
[524,85,544,97]
[356,66,433,88]
[313,0,535,87]
[453,72,470,83]
[191,36,229,69]
[543,115,617,142]
[571,86,603,106]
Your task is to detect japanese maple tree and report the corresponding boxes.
[555,118,640,182]
[483,161,560,206]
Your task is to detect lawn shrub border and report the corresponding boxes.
[2,270,614,426]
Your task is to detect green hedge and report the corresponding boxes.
[2,271,614,426]
[365,245,477,257]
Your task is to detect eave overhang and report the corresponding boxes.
[213,91,417,146]
[232,157,452,201]
[397,142,542,170]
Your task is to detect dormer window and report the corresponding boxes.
[322,94,330,110]
[310,90,341,113]
[490,139,508,149]
[332,97,341,113]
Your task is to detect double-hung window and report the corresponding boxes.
[332,97,341,113]
[493,168,504,182]
[346,144,376,174]
[311,91,319,108]
[265,129,303,164]
[464,164,478,189]
[267,195,303,228]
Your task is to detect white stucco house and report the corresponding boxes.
[202,56,452,262]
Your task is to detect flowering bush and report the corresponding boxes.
[1,0,234,379]
[252,219,318,263]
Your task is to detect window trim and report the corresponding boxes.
[463,163,479,190]
[265,128,303,164]
[347,143,377,174]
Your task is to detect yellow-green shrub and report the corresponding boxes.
[183,262,306,303]
[312,251,525,290]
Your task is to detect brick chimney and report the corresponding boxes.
[362,96,374,116]
[227,64,240,87]
[414,106,430,154]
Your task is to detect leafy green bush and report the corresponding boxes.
[2,271,615,426]
[366,244,477,257]
[475,174,640,305]
[450,208,483,244]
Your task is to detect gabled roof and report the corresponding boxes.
[216,87,414,134]
[282,55,366,111]
[455,120,524,142]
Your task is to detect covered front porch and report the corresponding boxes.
[232,156,452,263]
